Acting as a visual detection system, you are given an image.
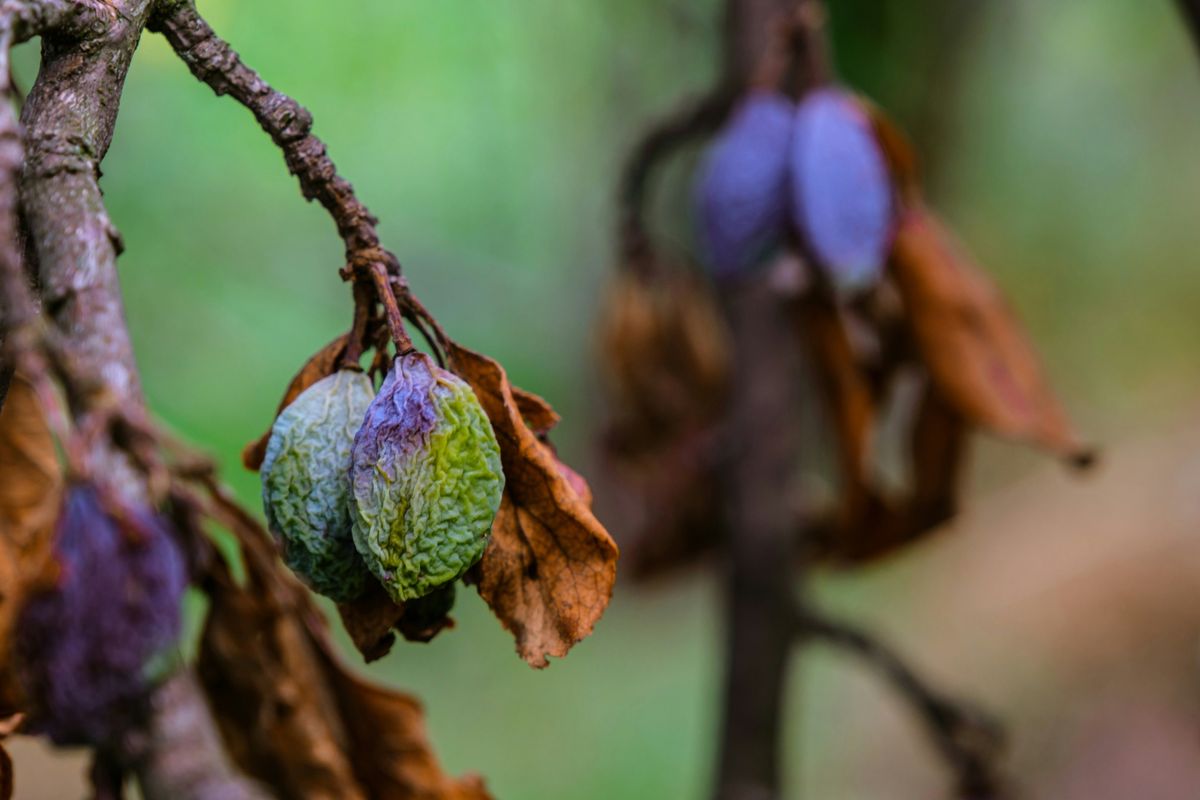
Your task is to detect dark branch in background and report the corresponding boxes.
[711,3,816,800]
[617,89,735,262]
[799,610,1006,797]
[618,0,1011,797]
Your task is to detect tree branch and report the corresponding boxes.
[6,3,268,797]
[799,610,1007,797]
[148,0,400,279]
[707,3,815,800]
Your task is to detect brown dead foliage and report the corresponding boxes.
[192,482,489,800]
[891,208,1092,466]
[337,581,456,664]
[0,377,62,709]
[598,265,731,456]
[446,342,618,668]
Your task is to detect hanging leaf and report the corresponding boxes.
[796,294,877,533]
[337,580,456,664]
[242,332,350,470]
[0,376,62,710]
[694,92,794,277]
[318,646,489,800]
[822,379,968,564]
[890,208,1092,466]
[861,97,921,203]
[512,387,560,437]
[446,343,618,668]
[791,88,895,291]
[196,482,489,799]
[598,265,731,456]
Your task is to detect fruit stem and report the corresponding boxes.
[369,262,414,355]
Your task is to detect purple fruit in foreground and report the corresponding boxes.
[790,88,894,291]
[695,92,794,278]
[350,352,504,602]
[14,485,186,746]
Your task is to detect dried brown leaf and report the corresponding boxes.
[0,376,62,709]
[337,581,455,664]
[796,295,877,533]
[891,208,1091,465]
[318,649,489,800]
[196,482,487,800]
[861,98,920,202]
[446,342,618,668]
[242,333,350,470]
[512,386,560,437]
[599,267,731,456]
[824,381,967,564]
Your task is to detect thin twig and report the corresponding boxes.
[799,609,1007,797]
[617,87,737,262]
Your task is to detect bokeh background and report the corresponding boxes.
[10,0,1200,797]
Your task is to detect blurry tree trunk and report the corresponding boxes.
[711,3,809,797]
[714,278,809,800]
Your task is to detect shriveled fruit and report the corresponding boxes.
[262,369,376,602]
[350,352,504,602]
[790,88,894,291]
[14,485,186,746]
[694,92,794,278]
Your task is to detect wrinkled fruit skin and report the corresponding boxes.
[351,352,504,602]
[14,485,186,746]
[790,88,894,291]
[694,92,794,278]
[262,370,376,602]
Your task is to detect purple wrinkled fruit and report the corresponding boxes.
[350,352,504,602]
[14,485,187,746]
[790,88,894,291]
[694,92,794,278]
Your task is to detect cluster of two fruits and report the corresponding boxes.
[261,351,504,606]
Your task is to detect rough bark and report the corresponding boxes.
[2,2,268,797]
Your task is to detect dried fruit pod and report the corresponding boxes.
[694,92,794,278]
[790,88,895,291]
[14,485,186,746]
[351,352,504,602]
[262,369,376,602]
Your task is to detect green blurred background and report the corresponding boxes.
[13,0,1200,797]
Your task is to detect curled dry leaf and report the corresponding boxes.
[337,581,456,664]
[795,293,970,564]
[242,333,350,470]
[797,294,876,533]
[0,376,62,710]
[890,208,1092,466]
[599,265,731,456]
[823,381,968,564]
[194,482,489,800]
[446,342,619,668]
[860,97,920,203]
[512,386,560,437]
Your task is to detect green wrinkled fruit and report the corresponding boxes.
[262,369,376,602]
[350,352,504,602]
